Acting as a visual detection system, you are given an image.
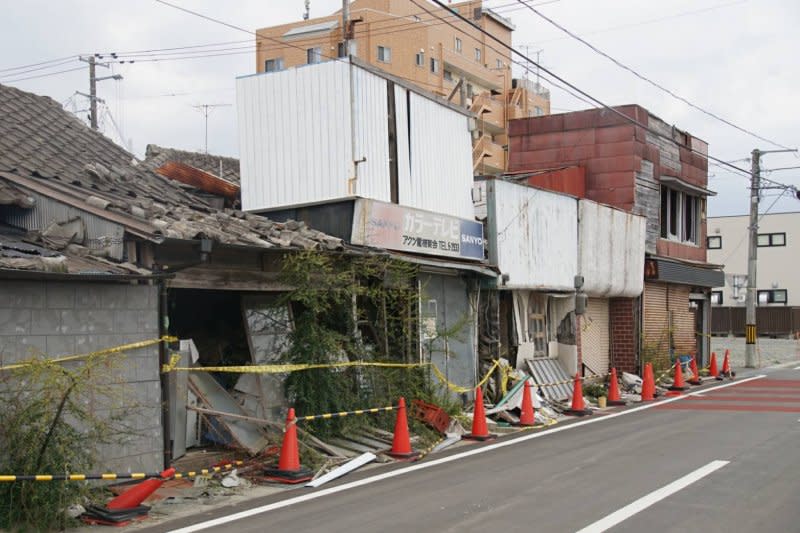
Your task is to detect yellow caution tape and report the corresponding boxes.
[0,336,177,372]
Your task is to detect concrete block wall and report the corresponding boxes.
[0,280,163,473]
[610,297,637,374]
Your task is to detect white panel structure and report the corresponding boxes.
[579,200,646,298]
[580,298,610,375]
[487,180,578,290]
[237,59,474,219]
[403,93,474,219]
[352,66,390,202]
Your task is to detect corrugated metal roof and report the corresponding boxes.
[526,358,572,401]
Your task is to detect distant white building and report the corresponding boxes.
[707,212,799,307]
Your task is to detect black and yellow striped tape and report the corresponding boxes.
[0,461,243,483]
[294,406,397,423]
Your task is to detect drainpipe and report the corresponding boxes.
[158,279,172,469]
[347,60,359,194]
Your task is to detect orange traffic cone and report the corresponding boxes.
[709,352,721,380]
[464,386,496,441]
[518,380,535,426]
[607,368,626,406]
[721,349,734,378]
[688,356,702,386]
[641,362,655,401]
[263,408,312,484]
[106,468,175,510]
[565,373,592,416]
[388,397,420,460]
[667,359,689,394]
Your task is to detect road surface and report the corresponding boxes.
[143,367,800,533]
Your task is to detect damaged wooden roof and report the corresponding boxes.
[0,225,151,277]
[0,83,342,252]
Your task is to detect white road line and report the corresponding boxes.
[794,366,800,370]
[170,374,765,533]
[574,460,730,533]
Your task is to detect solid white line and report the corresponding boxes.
[794,366,800,370]
[574,460,730,533]
[170,374,765,533]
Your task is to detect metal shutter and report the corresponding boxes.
[580,298,610,375]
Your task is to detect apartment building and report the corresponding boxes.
[707,212,800,337]
[254,0,550,175]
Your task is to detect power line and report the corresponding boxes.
[0,54,80,74]
[514,0,794,152]
[1,65,88,84]
[526,0,751,46]
[421,0,783,181]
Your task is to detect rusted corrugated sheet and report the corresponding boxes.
[156,161,240,200]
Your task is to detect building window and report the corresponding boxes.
[758,289,788,304]
[337,42,346,58]
[711,291,723,305]
[443,69,453,81]
[707,235,722,249]
[307,47,322,64]
[264,58,284,72]
[466,83,474,98]
[415,51,424,66]
[377,45,392,63]
[475,48,482,62]
[660,185,701,245]
[430,58,439,74]
[455,37,462,52]
[534,106,544,117]
[496,58,503,69]
[757,232,786,247]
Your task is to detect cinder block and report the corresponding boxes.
[0,308,31,335]
[125,286,151,310]
[46,335,76,357]
[1,281,45,308]
[45,283,75,309]
[61,310,115,334]
[31,309,61,335]
[75,285,103,309]
[101,286,129,309]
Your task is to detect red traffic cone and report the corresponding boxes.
[518,380,535,426]
[641,362,655,401]
[464,386,496,441]
[263,408,312,484]
[106,468,175,510]
[709,352,721,380]
[688,356,702,386]
[565,373,592,416]
[607,368,626,406]
[388,397,420,460]
[721,349,734,378]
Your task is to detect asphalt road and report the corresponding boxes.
[144,367,800,533]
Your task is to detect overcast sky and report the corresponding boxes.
[1,0,798,216]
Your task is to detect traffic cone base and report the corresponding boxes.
[565,373,593,416]
[607,368,627,406]
[464,386,497,441]
[263,466,313,484]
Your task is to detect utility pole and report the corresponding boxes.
[192,104,231,154]
[744,149,760,368]
[79,55,123,130]
[744,147,798,368]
